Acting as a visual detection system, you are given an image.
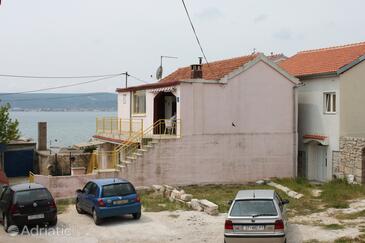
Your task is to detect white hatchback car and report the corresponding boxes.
[224,190,289,243]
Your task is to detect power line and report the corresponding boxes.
[181,0,210,66]
[0,74,123,96]
[0,73,122,79]
[128,74,150,84]
[1,93,112,102]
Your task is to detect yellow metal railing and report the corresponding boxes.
[91,119,181,171]
[115,119,181,163]
[29,171,35,183]
[96,117,144,138]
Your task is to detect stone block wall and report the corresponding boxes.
[339,137,365,183]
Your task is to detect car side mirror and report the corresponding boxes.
[76,189,83,194]
[228,200,233,206]
[282,199,289,205]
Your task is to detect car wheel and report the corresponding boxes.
[92,209,101,225]
[75,200,84,214]
[132,211,141,220]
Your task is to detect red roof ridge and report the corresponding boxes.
[298,41,365,54]
[204,53,258,65]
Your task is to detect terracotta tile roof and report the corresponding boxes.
[280,42,365,77]
[159,54,258,83]
[116,54,259,92]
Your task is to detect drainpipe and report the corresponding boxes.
[293,82,305,178]
[129,90,132,138]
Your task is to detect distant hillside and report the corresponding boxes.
[0,93,117,111]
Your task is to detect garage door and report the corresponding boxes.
[4,150,34,177]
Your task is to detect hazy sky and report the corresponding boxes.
[0,0,364,93]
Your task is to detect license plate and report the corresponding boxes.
[113,200,128,205]
[28,214,44,220]
[240,225,265,231]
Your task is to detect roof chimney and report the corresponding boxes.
[191,57,203,79]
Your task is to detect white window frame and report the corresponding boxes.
[132,90,146,115]
[324,92,336,114]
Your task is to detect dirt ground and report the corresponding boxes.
[0,205,305,243]
[1,200,364,243]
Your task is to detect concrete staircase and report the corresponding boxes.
[116,139,160,171]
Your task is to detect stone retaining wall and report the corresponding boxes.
[339,137,365,183]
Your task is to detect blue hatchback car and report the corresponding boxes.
[75,178,141,225]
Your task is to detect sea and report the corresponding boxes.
[10,111,116,147]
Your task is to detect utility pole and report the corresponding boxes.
[125,72,129,88]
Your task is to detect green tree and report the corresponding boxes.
[0,103,20,144]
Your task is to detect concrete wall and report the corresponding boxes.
[34,170,121,199]
[120,134,295,186]
[340,61,365,137]
[297,76,340,180]
[118,92,131,120]
[37,151,91,176]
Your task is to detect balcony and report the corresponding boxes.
[95,117,144,142]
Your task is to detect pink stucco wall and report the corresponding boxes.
[180,61,296,136]
[121,134,295,186]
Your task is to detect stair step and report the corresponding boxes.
[122,160,132,164]
[126,156,137,160]
[150,140,159,144]
[146,144,154,148]
[116,164,126,169]
[133,152,143,157]
[137,149,148,152]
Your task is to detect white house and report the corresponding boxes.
[280,41,365,183]
[94,53,300,186]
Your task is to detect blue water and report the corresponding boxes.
[10,111,116,147]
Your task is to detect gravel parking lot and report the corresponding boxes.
[0,206,304,243]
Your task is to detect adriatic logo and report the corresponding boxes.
[8,225,19,237]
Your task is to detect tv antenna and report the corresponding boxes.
[156,56,178,80]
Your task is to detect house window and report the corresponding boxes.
[324,92,336,114]
[133,91,146,114]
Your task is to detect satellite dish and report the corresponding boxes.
[156,65,163,80]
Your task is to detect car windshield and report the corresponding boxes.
[102,183,135,197]
[230,200,278,217]
[14,189,52,203]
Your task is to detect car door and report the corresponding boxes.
[0,188,7,222]
[79,182,93,212]
[84,183,98,214]
[275,193,288,227]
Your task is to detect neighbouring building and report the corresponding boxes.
[280,41,365,183]
[94,53,300,186]
[0,139,36,177]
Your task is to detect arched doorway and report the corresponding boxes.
[153,92,177,134]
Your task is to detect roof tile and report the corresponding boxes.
[159,54,258,83]
[280,41,365,77]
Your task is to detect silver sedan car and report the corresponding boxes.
[224,189,289,243]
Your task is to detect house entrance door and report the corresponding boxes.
[307,142,327,182]
[153,92,176,134]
